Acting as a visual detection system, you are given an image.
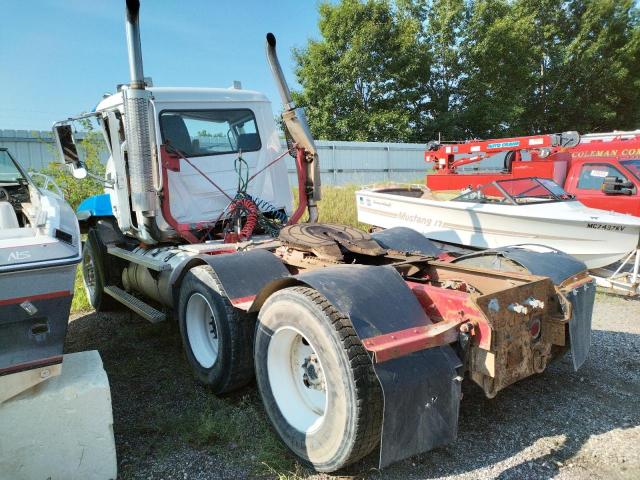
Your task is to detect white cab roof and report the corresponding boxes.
[95,86,270,111]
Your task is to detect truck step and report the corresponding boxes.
[107,246,171,271]
[104,286,166,323]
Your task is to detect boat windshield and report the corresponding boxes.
[0,149,26,185]
[453,177,573,205]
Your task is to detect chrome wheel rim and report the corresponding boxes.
[267,326,328,433]
[185,293,219,368]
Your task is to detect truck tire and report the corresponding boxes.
[254,286,382,472]
[82,229,120,311]
[177,265,253,394]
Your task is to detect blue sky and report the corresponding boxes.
[0,0,322,130]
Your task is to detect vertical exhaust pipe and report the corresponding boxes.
[265,33,321,222]
[125,0,145,89]
[123,0,158,241]
[265,33,296,111]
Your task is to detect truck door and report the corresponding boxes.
[619,159,640,216]
[568,161,639,216]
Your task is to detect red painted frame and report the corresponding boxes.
[361,280,491,363]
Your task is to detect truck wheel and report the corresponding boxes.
[82,229,120,311]
[254,286,382,472]
[177,265,253,394]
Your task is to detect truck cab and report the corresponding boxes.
[564,141,640,216]
[74,87,292,243]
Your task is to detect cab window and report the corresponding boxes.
[577,163,629,190]
[621,159,640,181]
[160,109,261,157]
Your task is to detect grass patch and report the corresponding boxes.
[71,263,91,313]
[307,184,367,229]
[157,393,298,475]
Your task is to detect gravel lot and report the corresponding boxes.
[66,292,640,480]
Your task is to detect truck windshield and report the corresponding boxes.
[621,160,640,181]
[0,149,26,185]
[160,109,261,157]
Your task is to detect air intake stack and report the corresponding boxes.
[265,33,321,222]
[123,0,157,220]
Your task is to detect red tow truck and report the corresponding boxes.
[425,130,640,216]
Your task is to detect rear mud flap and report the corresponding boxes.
[375,347,461,468]
[294,265,462,467]
[568,281,596,370]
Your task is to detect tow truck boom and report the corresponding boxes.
[426,131,580,173]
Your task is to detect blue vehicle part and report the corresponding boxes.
[76,194,113,221]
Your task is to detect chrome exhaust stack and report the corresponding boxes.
[123,0,158,239]
[125,0,145,89]
[266,33,321,220]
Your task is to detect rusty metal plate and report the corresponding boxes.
[473,278,557,396]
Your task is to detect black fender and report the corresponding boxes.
[202,249,290,304]
[452,244,587,284]
[252,264,462,468]
[88,218,130,286]
[92,217,129,246]
[169,249,289,310]
[371,226,442,257]
[453,245,594,370]
[490,245,587,285]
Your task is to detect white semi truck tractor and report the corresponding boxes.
[52,0,596,472]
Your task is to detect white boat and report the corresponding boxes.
[0,148,81,376]
[356,177,640,270]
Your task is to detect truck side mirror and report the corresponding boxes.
[53,124,85,171]
[602,176,635,195]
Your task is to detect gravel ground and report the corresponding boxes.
[66,293,640,480]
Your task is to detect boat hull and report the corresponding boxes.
[356,190,640,269]
[0,263,76,376]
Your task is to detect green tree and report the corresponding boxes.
[296,0,640,142]
[293,0,430,142]
[459,0,640,136]
[559,0,640,132]
[421,0,468,139]
[458,0,535,137]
